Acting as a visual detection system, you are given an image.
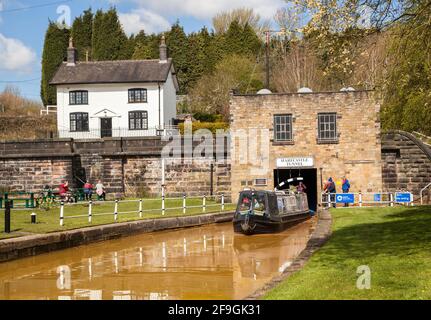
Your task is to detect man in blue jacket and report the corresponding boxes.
[342,176,351,207]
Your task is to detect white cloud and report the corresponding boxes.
[119,9,171,35]
[129,0,285,20]
[0,33,36,72]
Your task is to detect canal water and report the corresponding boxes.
[0,219,315,300]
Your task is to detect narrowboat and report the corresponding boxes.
[233,188,312,235]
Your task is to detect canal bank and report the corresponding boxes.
[0,211,234,263]
[264,206,431,299]
[245,209,332,300]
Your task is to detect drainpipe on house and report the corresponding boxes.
[158,83,161,129]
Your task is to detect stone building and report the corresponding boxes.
[229,90,382,209]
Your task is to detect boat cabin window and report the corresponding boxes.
[252,193,267,214]
[238,193,253,212]
[267,193,279,215]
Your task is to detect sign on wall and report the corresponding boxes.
[335,193,355,203]
[276,157,314,168]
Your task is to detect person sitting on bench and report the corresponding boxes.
[95,180,106,201]
[83,181,94,200]
[59,180,73,202]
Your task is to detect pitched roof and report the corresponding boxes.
[50,59,178,90]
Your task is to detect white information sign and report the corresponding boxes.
[276,157,314,168]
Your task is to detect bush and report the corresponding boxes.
[178,122,229,134]
[193,112,224,123]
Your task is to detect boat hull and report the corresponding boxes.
[233,212,311,235]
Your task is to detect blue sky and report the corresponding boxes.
[0,0,286,102]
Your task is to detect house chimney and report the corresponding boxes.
[159,35,167,63]
[67,37,78,66]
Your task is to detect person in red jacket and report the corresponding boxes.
[59,180,71,202]
[59,181,69,196]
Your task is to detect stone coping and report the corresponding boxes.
[0,211,234,263]
[244,209,333,300]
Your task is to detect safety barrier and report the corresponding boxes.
[320,191,414,208]
[0,192,36,209]
[59,193,226,226]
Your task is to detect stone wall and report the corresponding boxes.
[382,131,431,201]
[0,137,231,199]
[229,90,382,203]
[0,158,72,192]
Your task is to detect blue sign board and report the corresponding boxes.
[395,192,412,203]
[335,193,355,204]
[374,194,381,202]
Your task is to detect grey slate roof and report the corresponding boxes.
[50,58,178,90]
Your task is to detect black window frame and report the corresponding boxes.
[128,88,148,103]
[129,111,148,130]
[317,112,338,142]
[70,112,89,132]
[274,114,293,142]
[69,90,88,105]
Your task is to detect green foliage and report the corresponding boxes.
[193,112,224,122]
[166,22,190,94]
[178,122,229,134]
[40,22,70,105]
[71,8,93,61]
[223,20,262,57]
[132,32,160,59]
[188,54,264,119]
[382,5,431,135]
[92,8,130,60]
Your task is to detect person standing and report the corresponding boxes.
[297,181,307,193]
[95,180,106,201]
[342,176,351,207]
[327,177,336,208]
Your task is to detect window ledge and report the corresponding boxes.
[317,138,339,144]
[271,140,294,145]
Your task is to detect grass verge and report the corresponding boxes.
[264,205,431,299]
[0,198,235,240]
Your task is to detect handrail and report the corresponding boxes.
[420,182,431,205]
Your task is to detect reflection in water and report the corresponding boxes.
[0,219,315,300]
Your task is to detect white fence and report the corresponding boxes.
[59,194,226,226]
[320,191,414,208]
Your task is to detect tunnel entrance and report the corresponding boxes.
[274,168,318,211]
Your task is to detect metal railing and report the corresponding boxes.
[40,105,57,116]
[420,183,431,205]
[321,191,414,208]
[56,126,180,139]
[59,193,226,226]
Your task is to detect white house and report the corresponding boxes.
[50,37,179,139]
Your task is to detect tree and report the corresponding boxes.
[92,8,129,60]
[166,22,190,94]
[188,54,264,119]
[71,8,93,61]
[132,32,160,60]
[212,7,270,34]
[381,1,431,135]
[223,20,262,57]
[272,40,324,92]
[41,21,70,105]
